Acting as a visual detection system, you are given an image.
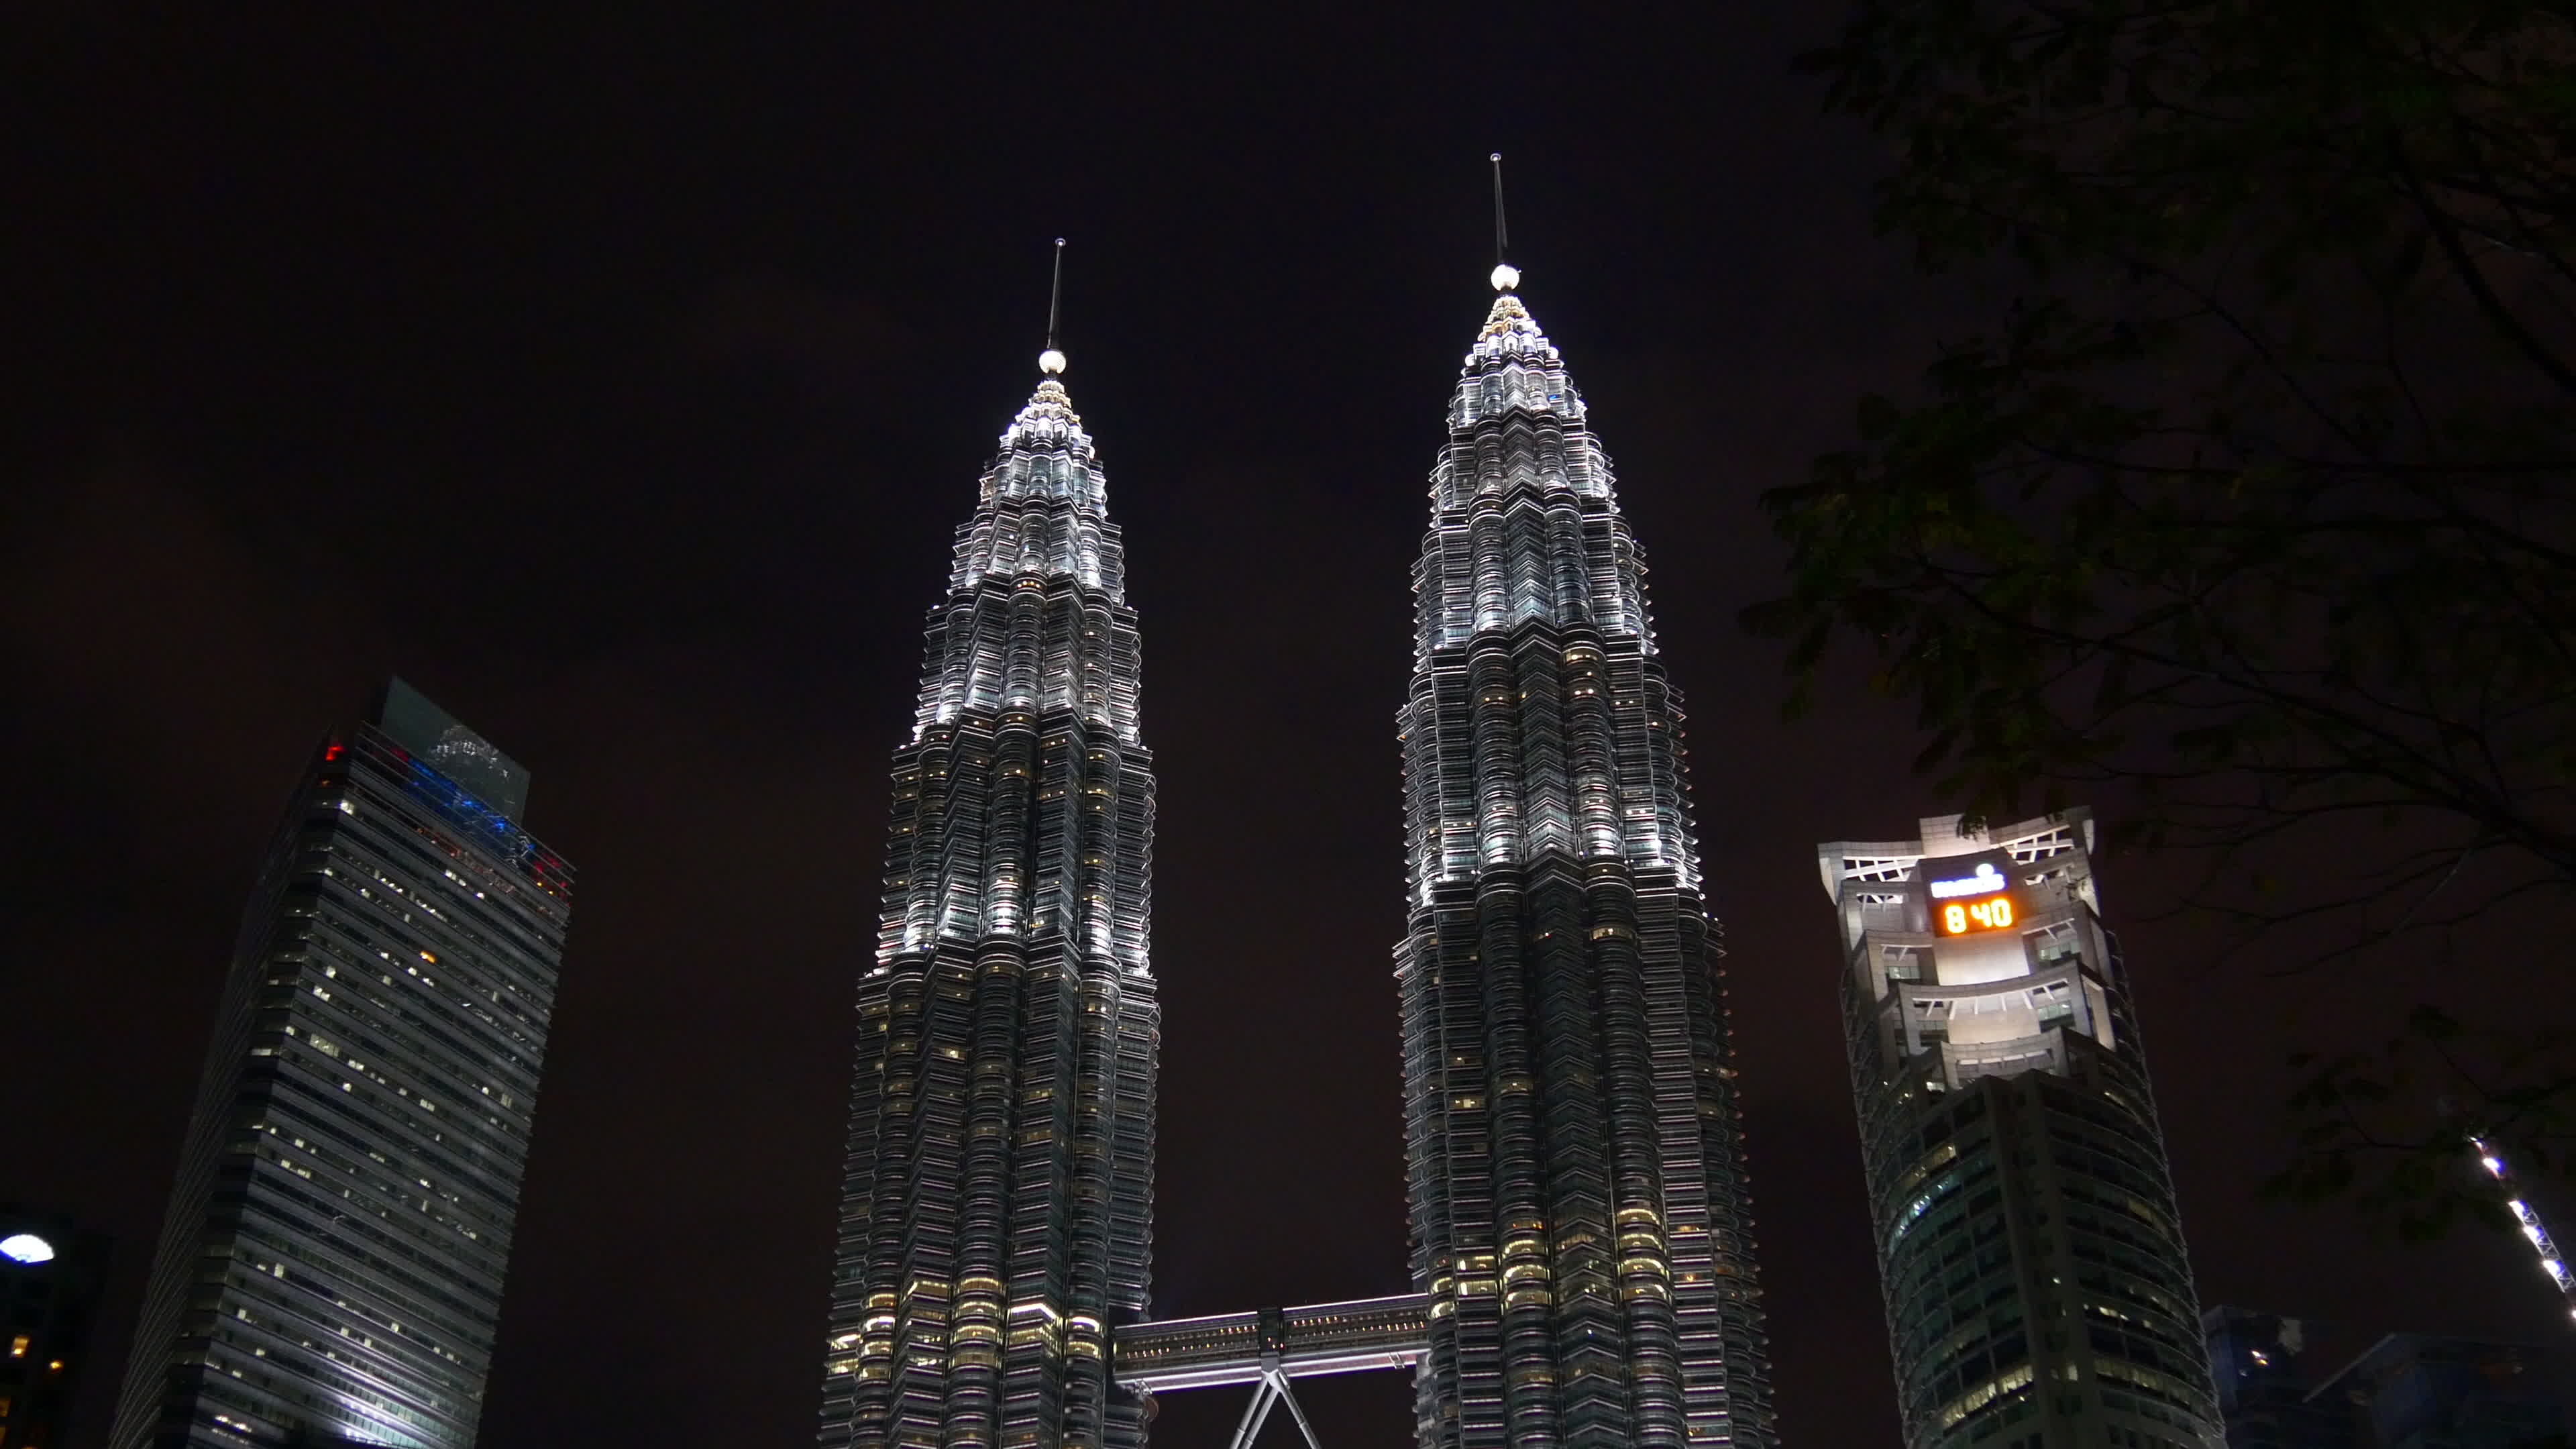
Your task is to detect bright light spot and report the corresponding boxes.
[2484,1156,2507,1176]
[1038,348,1067,375]
[1491,263,1520,291]
[0,1234,54,1265]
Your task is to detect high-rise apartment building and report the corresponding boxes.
[1817,812,2222,1449]
[109,682,574,1449]
[1392,267,1774,1449]
[817,346,1157,1449]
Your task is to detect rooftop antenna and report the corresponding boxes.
[1040,237,1068,374]
[1489,153,1519,292]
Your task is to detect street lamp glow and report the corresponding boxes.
[0,1234,54,1265]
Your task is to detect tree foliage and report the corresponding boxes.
[2276,1006,2576,1239]
[1758,0,2576,1216]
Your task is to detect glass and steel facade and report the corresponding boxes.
[1817,812,2221,1449]
[1394,278,1775,1449]
[817,364,1157,1449]
[109,681,574,1449]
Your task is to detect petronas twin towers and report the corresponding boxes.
[1397,286,1770,1449]
[821,362,1158,1449]
[818,256,1774,1449]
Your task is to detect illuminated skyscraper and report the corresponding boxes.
[817,341,1157,1449]
[1817,812,2222,1449]
[1393,267,1776,1449]
[109,681,574,1449]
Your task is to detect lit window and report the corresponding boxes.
[5,1336,23,1358]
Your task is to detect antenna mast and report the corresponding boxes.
[1040,238,1068,374]
[1489,154,1520,290]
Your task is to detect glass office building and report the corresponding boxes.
[816,352,1157,1449]
[109,682,574,1448]
[1817,812,2221,1449]
[1393,270,1776,1449]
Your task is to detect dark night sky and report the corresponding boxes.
[3,6,2561,1447]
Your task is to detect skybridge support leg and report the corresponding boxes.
[1225,1366,1323,1449]
[1227,1373,1279,1449]
[1271,1368,1326,1449]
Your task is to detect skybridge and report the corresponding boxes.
[1111,1294,1429,1448]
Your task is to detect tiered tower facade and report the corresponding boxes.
[1819,812,2222,1449]
[1395,272,1776,1449]
[819,358,1157,1449]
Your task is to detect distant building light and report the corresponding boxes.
[0,1234,54,1265]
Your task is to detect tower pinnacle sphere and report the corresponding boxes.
[1038,347,1067,375]
[1489,262,1520,291]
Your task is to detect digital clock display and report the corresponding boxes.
[1938,895,2016,935]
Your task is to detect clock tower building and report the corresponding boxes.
[1817,812,2224,1449]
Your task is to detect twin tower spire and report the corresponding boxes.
[818,210,1776,1449]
